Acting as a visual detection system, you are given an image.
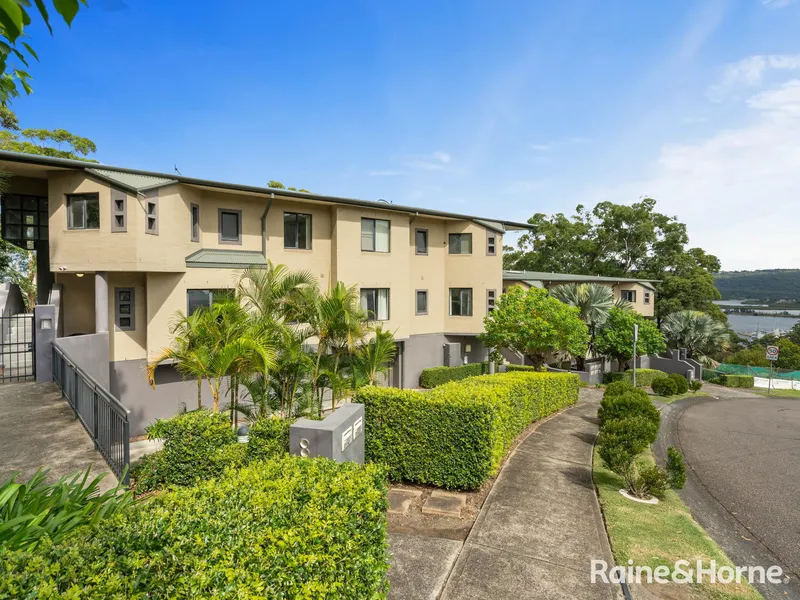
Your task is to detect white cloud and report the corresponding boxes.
[762,0,797,8]
[588,79,800,270]
[709,54,800,99]
[404,151,452,171]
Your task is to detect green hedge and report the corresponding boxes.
[359,371,580,490]
[652,376,677,397]
[622,369,668,387]
[0,456,390,599]
[246,417,292,462]
[669,373,689,394]
[505,364,539,372]
[419,363,486,388]
[719,374,755,388]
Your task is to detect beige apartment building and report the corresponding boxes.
[502,270,658,317]
[0,150,529,432]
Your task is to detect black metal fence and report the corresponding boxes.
[52,344,131,484]
[0,314,35,382]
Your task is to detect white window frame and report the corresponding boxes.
[360,288,390,321]
[449,288,473,316]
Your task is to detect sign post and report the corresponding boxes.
[632,324,639,387]
[766,345,779,395]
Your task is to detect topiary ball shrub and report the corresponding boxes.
[666,446,686,490]
[668,373,689,395]
[597,390,658,430]
[652,376,677,397]
[603,380,635,399]
[690,380,703,392]
[597,415,659,476]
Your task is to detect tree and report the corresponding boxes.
[479,286,589,370]
[595,307,666,371]
[661,310,729,363]
[0,1,87,103]
[352,326,397,386]
[505,198,725,325]
[789,322,800,346]
[549,282,631,369]
[268,180,310,193]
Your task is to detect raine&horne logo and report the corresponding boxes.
[591,559,784,585]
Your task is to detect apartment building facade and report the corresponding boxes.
[0,151,529,432]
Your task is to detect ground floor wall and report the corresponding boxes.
[400,333,488,388]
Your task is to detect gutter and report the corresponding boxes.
[261,193,274,259]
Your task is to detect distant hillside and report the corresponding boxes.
[714,269,800,301]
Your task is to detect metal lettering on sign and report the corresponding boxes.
[342,426,353,451]
[766,345,779,361]
[353,416,363,437]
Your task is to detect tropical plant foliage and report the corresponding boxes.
[661,310,728,363]
[595,307,666,371]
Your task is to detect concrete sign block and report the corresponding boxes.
[290,403,365,464]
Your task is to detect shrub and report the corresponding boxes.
[419,363,485,388]
[212,443,248,471]
[597,416,657,477]
[718,374,754,388]
[597,390,659,430]
[0,457,390,599]
[505,364,539,372]
[622,368,669,387]
[0,467,132,551]
[359,372,580,489]
[603,380,635,399]
[652,376,677,397]
[246,417,293,462]
[666,446,686,490]
[690,380,703,392]
[145,410,237,487]
[668,373,689,394]
[130,451,167,493]
[629,463,669,500]
[603,372,625,384]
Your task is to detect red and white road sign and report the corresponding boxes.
[766,345,779,361]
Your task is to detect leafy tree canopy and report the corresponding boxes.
[478,285,589,369]
[595,307,666,370]
[505,198,724,323]
[0,106,96,160]
[268,180,310,193]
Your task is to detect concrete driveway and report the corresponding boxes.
[655,386,800,600]
[0,382,116,491]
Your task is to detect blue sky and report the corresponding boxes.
[12,0,800,270]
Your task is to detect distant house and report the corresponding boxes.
[502,270,659,318]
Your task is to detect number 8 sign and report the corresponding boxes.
[766,345,779,361]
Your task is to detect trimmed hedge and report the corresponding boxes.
[603,372,625,384]
[359,371,580,490]
[669,373,689,394]
[623,369,669,388]
[718,374,755,388]
[598,389,657,428]
[505,364,539,372]
[419,363,486,388]
[246,417,293,462]
[652,376,677,397]
[0,456,390,599]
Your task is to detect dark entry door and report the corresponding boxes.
[0,314,35,382]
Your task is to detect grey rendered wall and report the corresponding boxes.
[111,359,217,435]
[34,305,55,383]
[0,283,25,317]
[402,333,448,388]
[446,335,489,364]
[54,333,110,388]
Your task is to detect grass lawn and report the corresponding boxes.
[594,448,762,600]
[649,391,712,404]
[750,388,800,399]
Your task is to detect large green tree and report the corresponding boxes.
[479,286,589,370]
[595,307,666,371]
[505,198,725,324]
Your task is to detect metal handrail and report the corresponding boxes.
[52,344,131,485]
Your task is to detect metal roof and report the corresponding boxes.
[185,249,267,269]
[504,270,660,289]
[86,168,177,193]
[0,150,533,231]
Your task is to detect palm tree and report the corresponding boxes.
[550,283,631,368]
[237,262,315,322]
[661,310,729,364]
[352,326,397,386]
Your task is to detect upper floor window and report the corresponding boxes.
[67,193,100,230]
[191,203,200,242]
[187,289,233,315]
[644,291,651,305]
[145,193,158,235]
[487,234,496,256]
[115,288,135,331]
[111,190,126,233]
[621,290,637,303]
[361,218,390,252]
[415,229,428,255]
[449,233,472,254]
[416,290,428,315]
[360,288,389,321]
[487,289,497,313]
[284,212,312,249]
[219,209,242,244]
[450,288,473,316]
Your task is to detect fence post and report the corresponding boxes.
[122,419,131,486]
[92,387,99,449]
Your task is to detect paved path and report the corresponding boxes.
[655,385,800,600]
[438,389,619,600]
[0,382,116,491]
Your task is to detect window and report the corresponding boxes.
[115,288,134,331]
[416,290,428,315]
[487,289,497,313]
[145,192,158,235]
[487,234,496,256]
[2,194,48,248]
[450,288,473,316]
[621,290,637,303]
[111,190,126,232]
[284,212,312,249]
[415,229,428,255]
[448,233,472,254]
[361,218,390,252]
[187,289,233,315]
[360,288,390,321]
[67,194,100,230]
[191,203,200,242]
[219,209,242,244]
[644,292,651,305]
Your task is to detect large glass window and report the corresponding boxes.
[360,288,390,321]
[187,289,233,315]
[284,212,312,249]
[415,229,428,255]
[448,233,472,254]
[67,194,100,230]
[361,218,390,252]
[219,209,241,243]
[449,288,473,316]
[621,290,637,303]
